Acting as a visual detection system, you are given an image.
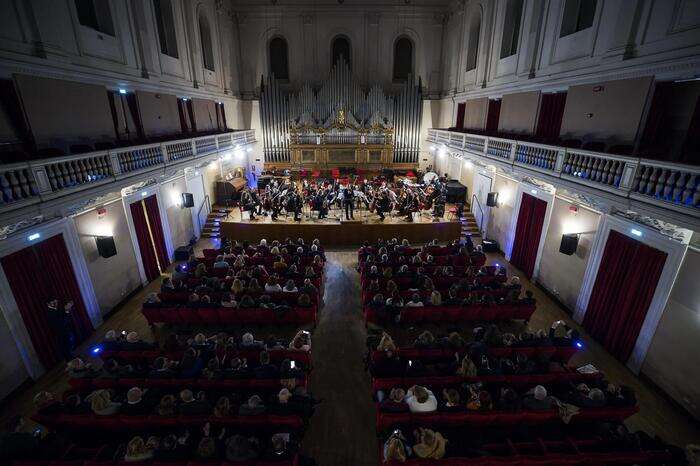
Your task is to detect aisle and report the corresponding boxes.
[302,250,379,466]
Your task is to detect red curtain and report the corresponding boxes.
[455,103,466,129]
[510,193,548,279]
[0,234,93,368]
[583,230,667,362]
[144,195,170,270]
[485,99,501,133]
[130,200,160,282]
[535,92,567,142]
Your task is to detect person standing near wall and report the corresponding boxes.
[46,299,75,361]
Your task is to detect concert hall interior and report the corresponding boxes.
[0,0,699,465]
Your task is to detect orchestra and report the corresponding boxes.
[238,174,447,223]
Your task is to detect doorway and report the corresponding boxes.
[510,192,548,278]
[129,195,170,282]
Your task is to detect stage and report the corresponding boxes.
[220,208,462,247]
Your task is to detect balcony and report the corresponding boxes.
[427,129,699,230]
[0,130,256,220]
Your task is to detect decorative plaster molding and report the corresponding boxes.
[520,176,556,194]
[0,215,47,240]
[613,211,692,243]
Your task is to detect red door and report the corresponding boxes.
[510,193,547,278]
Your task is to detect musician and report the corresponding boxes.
[289,189,302,222]
[241,188,258,220]
[342,184,355,220]
[376,192,391,221]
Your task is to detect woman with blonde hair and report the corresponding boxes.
[384,435,408,462]
[377,332,396,352]
[124,436,155,462]
[386,280,398,295]
[412,428,447,459]
[429,290,442,306]
[88,389,121,415]
[457,354,477,377]
[230,278,244,294]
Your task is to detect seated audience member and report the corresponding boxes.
[0,416,39,461]
[226,435,259,462]
[178,389,212,415]
[121,387,150,415]
[405,385,437,413]
[377,332,396,352]
[290,330,312,351]
[239,395,265,415]
[221,292,237,308]
[380,388,408,413]
[441,388,463,412]
[230,278,244,294]
[238,294,257,308]
[124,436,156,462]
[297,293,312,307]
[283,279,298,293]
[549,320,579,346]
[214,396,231,417]
[213,255,229,269]
[406,293,424,307]
[87,389,121,415]
[429,290,442,306]
[498,387,520,411]
[456,354,477,377]
[248,278,263,293]
[66,358,97,379]
[383,432,409,463]
[254,351,279,379]
[413,331,436,349]
[412,428,447,460]
[265,278,282,293]
[161,277,175,293]
[241,332,263,348]
[522,385,554,411]
[301,278,318,296]
[157,394,177,416]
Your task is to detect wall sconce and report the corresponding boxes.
[559,233,579,256]
[95,236,117,258]
[486,192,499,207]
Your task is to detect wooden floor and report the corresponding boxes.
[1,242,698,465]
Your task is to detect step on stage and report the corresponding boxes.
[220,209,461,247]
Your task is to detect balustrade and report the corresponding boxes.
[427,129,699,221]
[0,131,255,211]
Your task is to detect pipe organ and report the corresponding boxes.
[260,58,423,168]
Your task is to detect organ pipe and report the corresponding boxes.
[260,57,422,163]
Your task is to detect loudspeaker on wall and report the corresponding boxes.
[486,192,499,207]
[181,192,194,208]
[96,236,117,258]
[559,234,579,256]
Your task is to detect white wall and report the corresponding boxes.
[0,311,28,400]
[232,3,446,98]
[163,177,195,249]
[447,0,700,127]
[642,247,700,419]
[537,197,601,310]
[73,199,143,316]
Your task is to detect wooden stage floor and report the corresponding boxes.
[220,207,462,246]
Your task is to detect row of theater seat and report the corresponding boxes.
[142,306,317,326]
[68,376,307,391]
[99,349,312,366]
[369,346,578,365]
[364,304,535,324]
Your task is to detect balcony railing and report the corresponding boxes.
[427,128,699,222]
[0,130,256,211]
